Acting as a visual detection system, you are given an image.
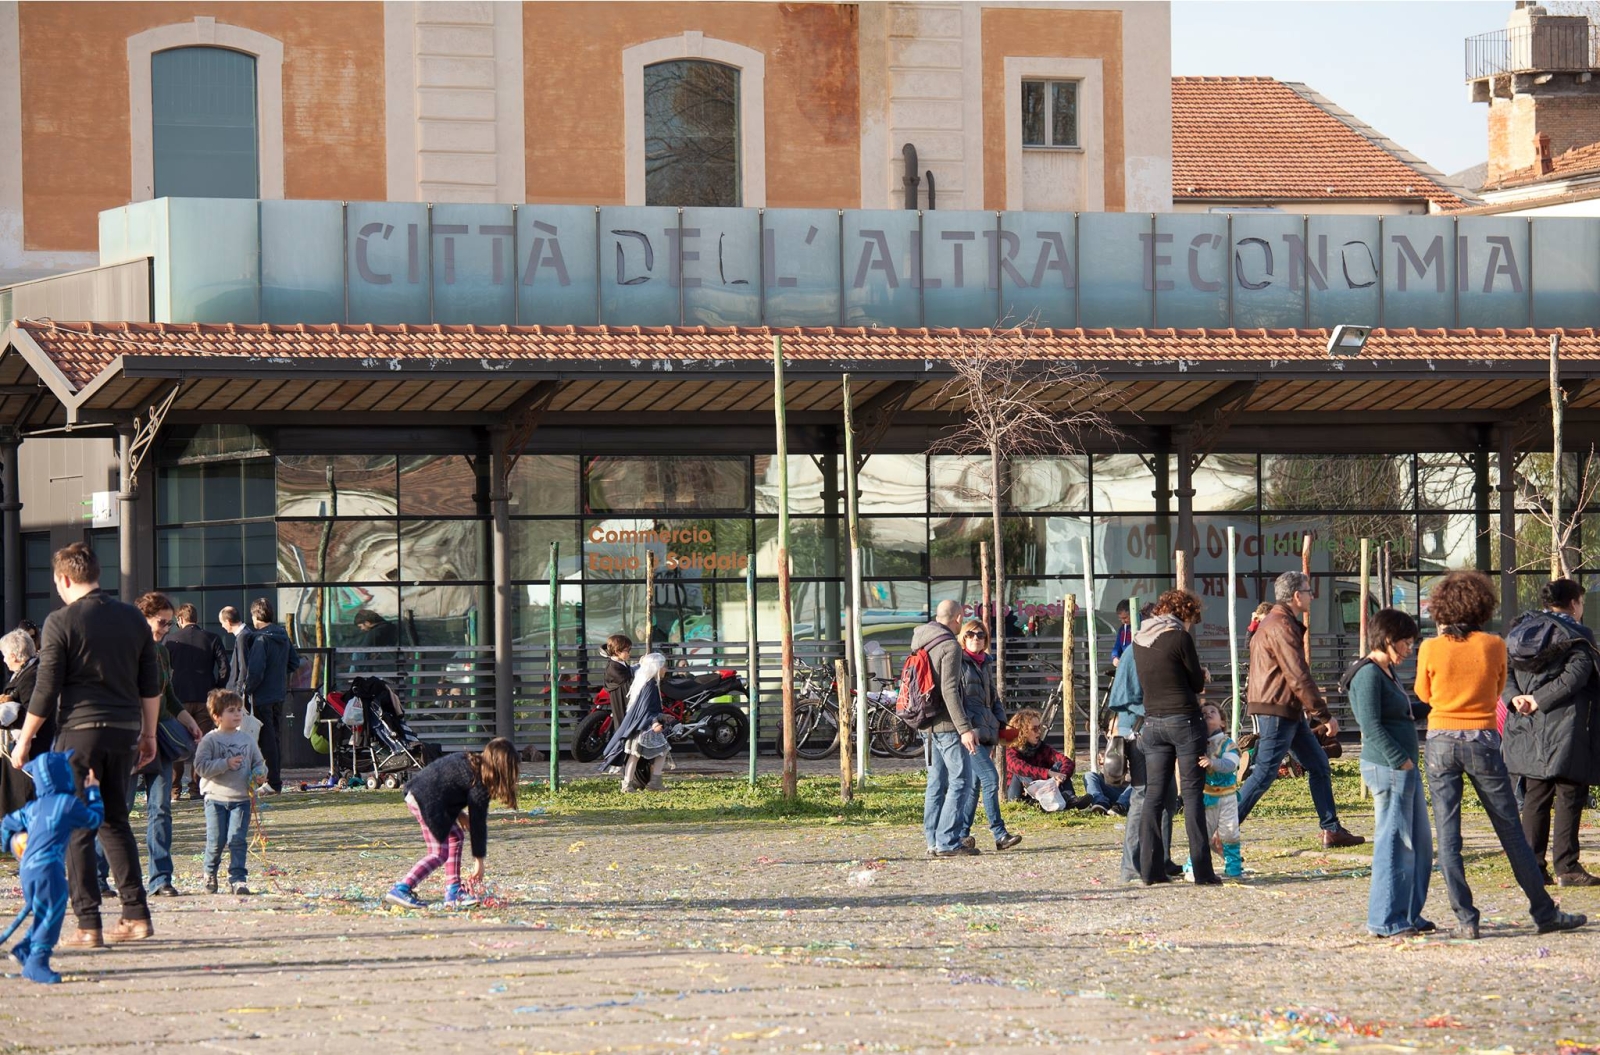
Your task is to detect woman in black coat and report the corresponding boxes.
[1504,580,1600,887]
[601,633,634,728]
[1130,589,1220,886]
[0,627,46,761]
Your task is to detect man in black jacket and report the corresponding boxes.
[166,604,226,799]
[8,543,161,947]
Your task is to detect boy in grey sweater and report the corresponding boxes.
[192,690,266,894]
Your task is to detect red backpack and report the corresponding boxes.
[896,629,953,730]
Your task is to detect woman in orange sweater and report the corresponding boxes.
[1414,571,1585,939]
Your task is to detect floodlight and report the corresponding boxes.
[1327,325,1371,357]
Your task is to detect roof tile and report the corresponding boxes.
[1172,77,1466,206]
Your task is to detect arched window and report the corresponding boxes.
[644,60,740,207]
[151,46,258,198]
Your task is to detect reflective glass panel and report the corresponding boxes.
[1154,213,1229,328]
[858,455,926,514]
[1051,81,1078,147]
[1092,454,1156,513]
[1532,218,1600,327]
[756,455,836,515]
[276,456,398,517]
[1260,455,1413,511]
[844,210,920,327]
[511,520,584,582]
[755,518,834,578]
[1306,215,1381,328]
[1192,454,1258,511]
[1382,216,1455,328]
[277,520,399,583]
[1012,456,1089,512]
[587,456,749,512]
[401,520,485,582]
[1417,452,1484,511]
[1416,513,1486,575]
[152,47,258,199]
[1021,81,1045,146]
[1459,217,1530,328]
[860,517,928,577]
[398,455,481,516]
[516,205,600,326]
[584,518,752,581]
[681,207,761,325]
[432,203,516,326]
[997,211,1076,327]
[1077,213,1152,327]
[930,455,994,513]
[510,455,579,515]
[1229,213,1307,328]
[645,60,740,208]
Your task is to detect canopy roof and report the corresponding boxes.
[3,321,1597,437]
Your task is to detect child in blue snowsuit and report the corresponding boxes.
[1,750,104,984]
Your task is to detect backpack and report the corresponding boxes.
[896,629,953,730]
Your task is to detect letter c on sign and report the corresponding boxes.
[356,223,393,285]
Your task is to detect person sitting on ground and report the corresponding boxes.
[599,653,672,792]
[1415,569,1585,938]
[1083,723,1135,815]
[1004,707,1084,810]
[1192,702,1243,879]
[953,621,1021,851]
[601,633,634,729]
[1503,578,1600,888]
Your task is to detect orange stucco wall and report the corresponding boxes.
[980,8,1125,211]
[18,2,386,252]
[524,2,860,207]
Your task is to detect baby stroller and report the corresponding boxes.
[308,677,438,789]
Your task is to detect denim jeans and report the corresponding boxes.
[1086,771,1134,810]
[1121,739,1175,882]
[1236,714,1341,833]
[204,798,252,886]
[960,748,1010,843]
[1361,760,1432,936]
[1425,731,1558,929]
[1139,713,1217,883]
[135,759,176,890]
[923,732,973,853]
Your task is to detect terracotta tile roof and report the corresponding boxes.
[1483,140,1600,191]
[12,321,1600,392]
[1173,77,1469,207]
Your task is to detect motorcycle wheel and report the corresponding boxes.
[691,704,748,760]
[570,710,612,763]
[870,706,926,759]
[793,698,840,760]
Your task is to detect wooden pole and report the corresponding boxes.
[1359,537,1371,654]
[1081,536,1099,776]
[1061,592,1075,743]
[836,658,853,804]
[644,550,656,652]
[774,335,798,800]
[1301,533,1314,666]
[979,539,991,631]
[1552,332,1565,578]
[1175,548,1191,594]
[746,555,758,786]
[548,541,560,791]
[842,375,868,785]
[1227,526,1241,739]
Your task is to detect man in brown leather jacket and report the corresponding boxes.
[1235,570,1365,848]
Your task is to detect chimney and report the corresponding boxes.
[1537,131,1554,173]
[1469,4,1600,184]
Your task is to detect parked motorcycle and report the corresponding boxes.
[570,669,749,762]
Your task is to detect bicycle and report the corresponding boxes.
[792,665,924,760]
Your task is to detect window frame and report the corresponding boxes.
[1021,78,1080,151]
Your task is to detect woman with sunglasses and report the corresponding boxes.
[954,620,1023,851]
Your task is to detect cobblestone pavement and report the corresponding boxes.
[2,762,1598,1054]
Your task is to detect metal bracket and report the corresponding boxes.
[1510,379,1586,452]
[498,380,564,488]
[1181,380,1258,472]
[851,380,917,472]
[124,383,181,496]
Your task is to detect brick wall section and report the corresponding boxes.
[1486,88,1600,185]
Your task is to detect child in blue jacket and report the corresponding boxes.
[1,750,104,984]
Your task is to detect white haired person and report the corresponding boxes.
[598,652,672,792]
[0,627,45,762]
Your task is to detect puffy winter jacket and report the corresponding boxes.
[958,652,1006,746]
[1503,611,1600,784]
[245,623,303,706]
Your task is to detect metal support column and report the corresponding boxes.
[117,426,135,602]
[1474,434,1493,573]
[1,429,20,627]
[1498,426,1517,624]
[490,431,515,742]
[1152,439,1172,581]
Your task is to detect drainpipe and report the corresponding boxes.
[925,171,936,211]
[901,144,920,209]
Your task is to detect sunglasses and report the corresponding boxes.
[963,632,988,640]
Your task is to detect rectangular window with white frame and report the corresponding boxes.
[1021,80,1079,149]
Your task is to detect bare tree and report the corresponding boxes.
[929,323,1114,692]
[1502,448,1600,581]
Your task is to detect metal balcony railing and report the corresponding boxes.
[1466,23,1599,81]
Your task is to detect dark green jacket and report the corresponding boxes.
[1347,660,1418,769]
